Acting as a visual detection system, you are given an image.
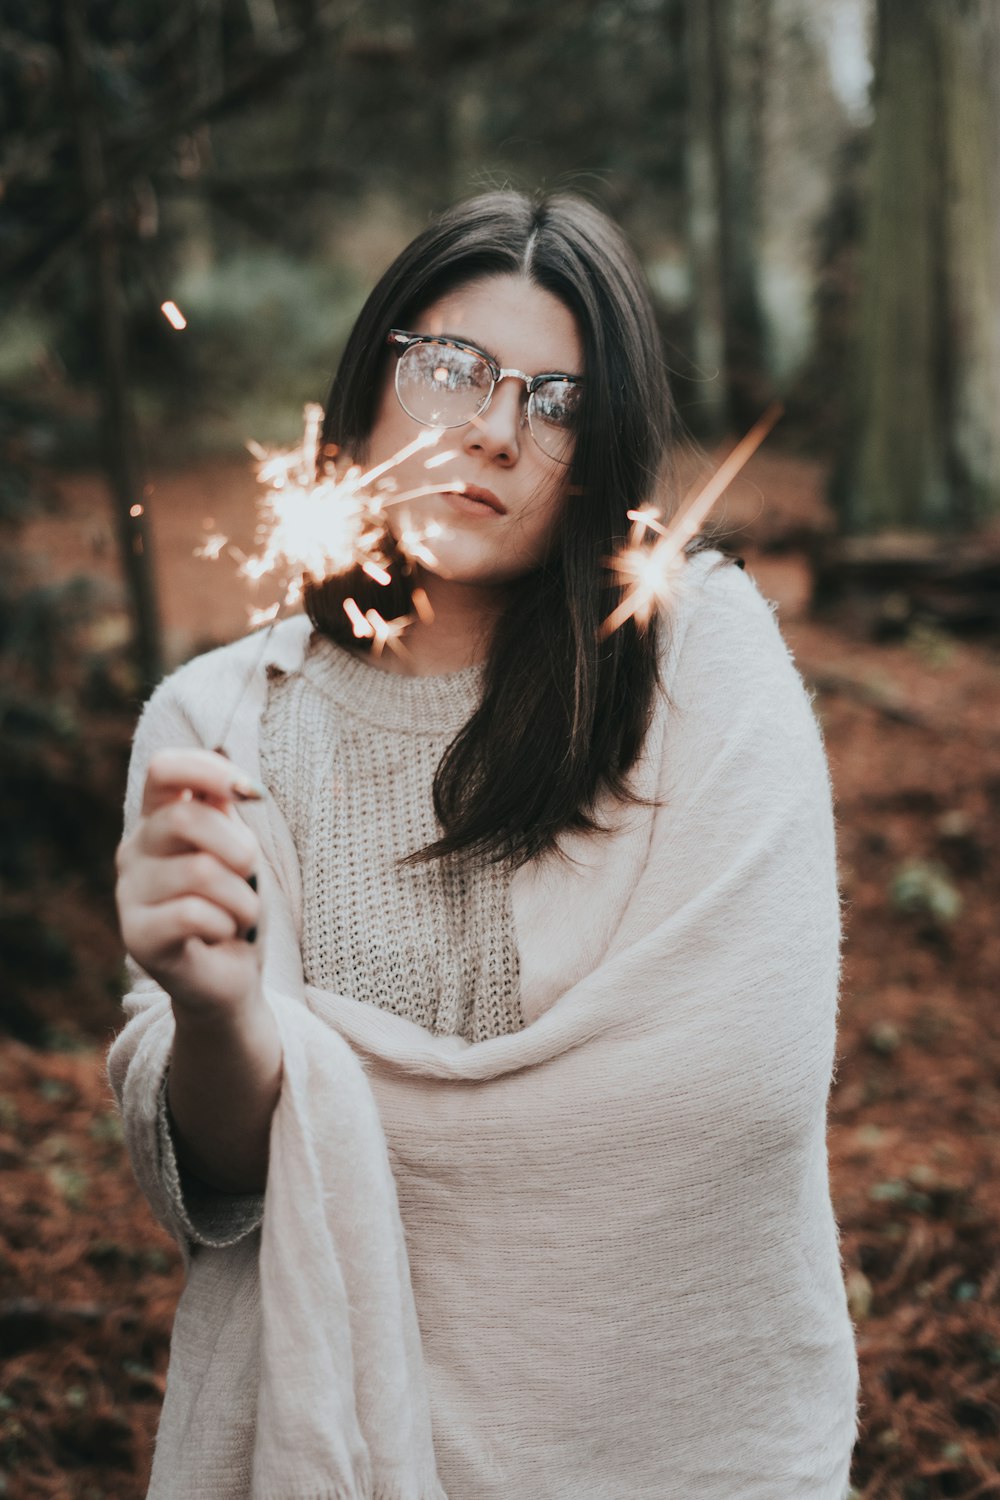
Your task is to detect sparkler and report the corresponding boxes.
[199,398,783,704]
[242,405,445,607]
[197,404,465,663]
[195,405,469,752]
[600,404,783,638]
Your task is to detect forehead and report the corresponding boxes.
[413,274,583,375]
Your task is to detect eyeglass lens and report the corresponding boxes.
[395,342,579,463]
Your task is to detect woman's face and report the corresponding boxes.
[365,273,584,592]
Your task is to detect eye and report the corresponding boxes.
[396,342,494,427]
[531,379,581,428]
[423,346,491,394]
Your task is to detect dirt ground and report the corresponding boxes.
[2,449,999,1499]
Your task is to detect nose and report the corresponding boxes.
[461,376,525,466]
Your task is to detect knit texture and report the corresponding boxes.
[155,1072,264,1247]
[260,638,522,1044]
[108,552,860,1500]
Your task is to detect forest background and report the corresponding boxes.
[1,1,999,1497]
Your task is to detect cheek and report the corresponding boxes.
[364,379,411,465]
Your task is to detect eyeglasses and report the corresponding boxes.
[387,329,582,464]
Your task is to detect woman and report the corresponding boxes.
[110,191,859,1500]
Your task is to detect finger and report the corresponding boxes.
[136,798,260,878]
[131,853,260,932]
[125,894,242,954]
[141,748,267,818]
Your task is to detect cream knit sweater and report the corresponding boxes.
[109,551,859,1500]
[157,640,526,1252]
[261,641,522,1043]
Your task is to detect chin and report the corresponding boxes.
[415,552,528,591]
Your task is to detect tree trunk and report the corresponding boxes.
[684,0,730,434]
[843,0,1000,532]
[716,0,767,412]
[684,0,859,425]
[754,0,861,388]
[940,0,1000,524]
[59,0,163,688]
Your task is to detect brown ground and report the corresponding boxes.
[2,450,999,1499]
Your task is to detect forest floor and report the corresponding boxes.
[2,448,999,1500]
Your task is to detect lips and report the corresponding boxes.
[451,484,507,515]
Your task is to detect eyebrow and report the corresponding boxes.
[428,329,583,381]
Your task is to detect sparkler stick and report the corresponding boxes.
[600,403,783,638]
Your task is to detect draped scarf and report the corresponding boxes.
[109,554,859,1500]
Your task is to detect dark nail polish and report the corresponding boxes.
[245,926,257,944]
[247,873,258,891]
[231,776,267,802]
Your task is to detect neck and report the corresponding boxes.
[374,571,508,676]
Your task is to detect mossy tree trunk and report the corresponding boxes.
[844,0,1000,532]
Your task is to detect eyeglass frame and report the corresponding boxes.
[386,328,583,461]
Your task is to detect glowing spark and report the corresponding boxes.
[360,427,443,488]
[602,404,783,638]
[242,405,432,601]
[411,587,434,624]
[195,533,229,561]
[625,507,668,538]
[365,608,412,662]
[395,516,441,570]
[382,480,466,508]
[248,602,281,629]
[423,448,460,470]
[129,502,144,517]
[238,554,272,582]
[161,300,187,331]
[198,405,450,642]
[344,597,375,638]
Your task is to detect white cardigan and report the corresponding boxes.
[108,552,859,1500]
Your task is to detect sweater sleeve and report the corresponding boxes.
[107,672,264,1253]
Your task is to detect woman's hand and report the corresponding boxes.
[115,747,266,1016]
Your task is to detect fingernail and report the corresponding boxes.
[245,926,258,944]
[247,872,258,891]
[231,777,267,802]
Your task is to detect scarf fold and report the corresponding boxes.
[108,555,859,1500]
[254,1000,444,1500]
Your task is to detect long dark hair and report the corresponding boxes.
[305,190,676,868]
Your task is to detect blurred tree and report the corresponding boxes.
[59,0,162,687]
[1,0,332,684]
[682,0,868,435]
[684,0,729,432]
[3,0,895,488]
[842,0,1000,531]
